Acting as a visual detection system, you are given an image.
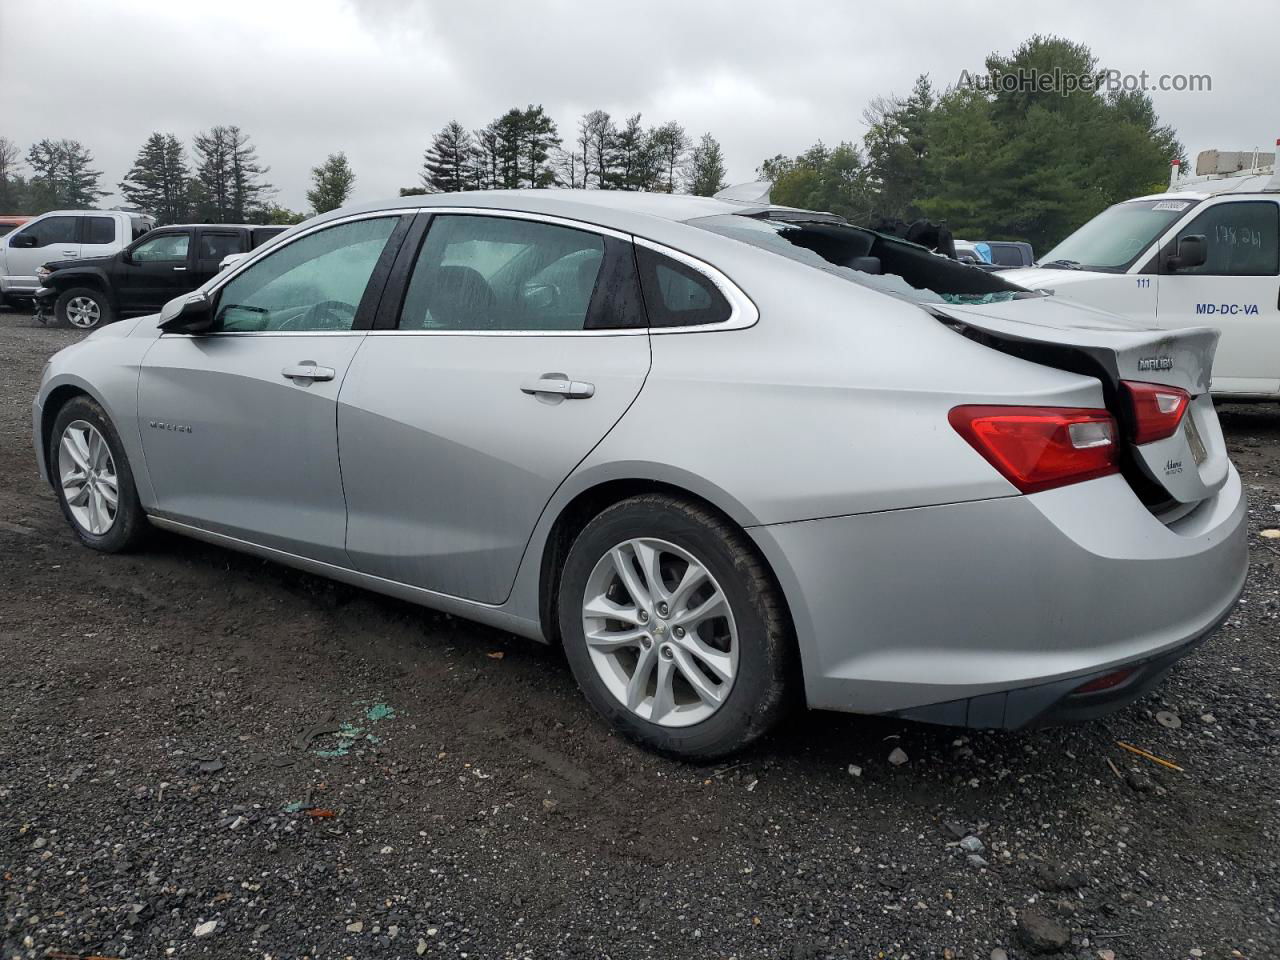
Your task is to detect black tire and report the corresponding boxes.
[558,494,797,760]
[55,286,113,330]
[50,396,148,552]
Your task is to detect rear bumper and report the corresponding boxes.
[749,467,1248,725]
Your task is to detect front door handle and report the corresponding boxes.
[282,362,336,382]
[172,266,187,272]
[520,373,595,399]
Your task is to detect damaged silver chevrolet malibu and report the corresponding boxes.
[33,188,1247,759]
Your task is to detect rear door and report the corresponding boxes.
[138,214,410,564]
[117,230,194,313]
[80,215,121,260]
[338,210,651,603]
[1155,198,1280,395]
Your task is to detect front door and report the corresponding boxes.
[1157,198,1280,395]
[5,215,80,288]
[118,231,194,314]
[138,214,407,564]
[339,212,652,603]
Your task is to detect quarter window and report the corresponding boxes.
[399,215,606,331]
[635,245,732,327]
[214,217,398,332]
[1171,201,1279,276]
[12,216,77,248]
[132,233,190,263]
[84,216,116,245]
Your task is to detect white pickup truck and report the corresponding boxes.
[0,209,153,306]
[1005,142,1280,398]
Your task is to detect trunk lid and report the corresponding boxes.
[936,295,1230,513]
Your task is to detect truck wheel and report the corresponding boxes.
[56,287,113,330]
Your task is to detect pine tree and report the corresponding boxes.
[120,133,190,225]
[649,122,690,193]
[0,137,25,212]
[472,124,501,189]
[608,114,657,190]
[307,152,356,213]
[421,121,474,192]
[686,133,727,196]
[518,105,560,188]
[578,110,615,189]
[193,126,272,222]
[26,139,105,208]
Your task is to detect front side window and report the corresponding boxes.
[399,215,606,331]
[12,216,77,248]
[132,233,190,263]
[200,232,243,261]
[214,216,397,332]
[84,217,116,245]
[1170,201,1279,277]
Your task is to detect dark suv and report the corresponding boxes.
[35,223,287,329]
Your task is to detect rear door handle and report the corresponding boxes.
[172,266,187,272]
[520,373,595,399]
[281,362,335,382]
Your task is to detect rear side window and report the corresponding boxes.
[634,245,731,327]
[399,215,608,332]
[12,216,77,248]
[1171,201,1279,276]
[251,227,285,248]
[84,217,116,245]
[131,219,151,241]
[200,232,244,260]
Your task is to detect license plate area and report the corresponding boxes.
[1184,414,1207,466]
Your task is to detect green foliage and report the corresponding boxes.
[649,121,690,194]
[192,125,273,223]
[25,138,105,210]
[761,35,1183,251]
[686,133,727,196]
[258,204,308,225]
[422,121,473,192]
[120,133,190,225]
[472,106,560,190]
[763,141,874,221]
[307,151,356,214]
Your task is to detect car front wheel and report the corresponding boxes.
[55,287,113,330]
[558,494,796,760]
[50,396,147,552]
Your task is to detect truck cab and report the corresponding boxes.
[0,210,153,304]
[1005,146,1280,398]
[34,223,287,328]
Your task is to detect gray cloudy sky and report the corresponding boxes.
[1,0,1276,211]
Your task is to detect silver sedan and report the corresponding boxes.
[33,190,1248,758]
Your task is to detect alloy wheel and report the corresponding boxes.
[66,296,101,329]
[581,537,738,727]
[58,420,119,535]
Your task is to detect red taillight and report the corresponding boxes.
[949,405,1119,494]
[1072,667,1136,694]
[1122,380,1190,445]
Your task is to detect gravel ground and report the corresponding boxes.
[1,306,1277,960]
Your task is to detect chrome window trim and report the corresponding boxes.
[632,235,759,334]
[178,205,758,339]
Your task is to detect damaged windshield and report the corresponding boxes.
[1038,198,1201,272]
[689,214,1037,306]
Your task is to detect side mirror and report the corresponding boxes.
[219,252,249,272]
[521,281,560,312]
[1167,234,1207,271]
[158,293,215,334]
[11,234,37,249]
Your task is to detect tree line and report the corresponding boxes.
[761,36,1183,251]
[0,35,1182,249]
[413,107,726,196]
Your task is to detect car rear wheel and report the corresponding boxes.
[51,397,147,552]
[558,494,796,759]
[56,287,112,330]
